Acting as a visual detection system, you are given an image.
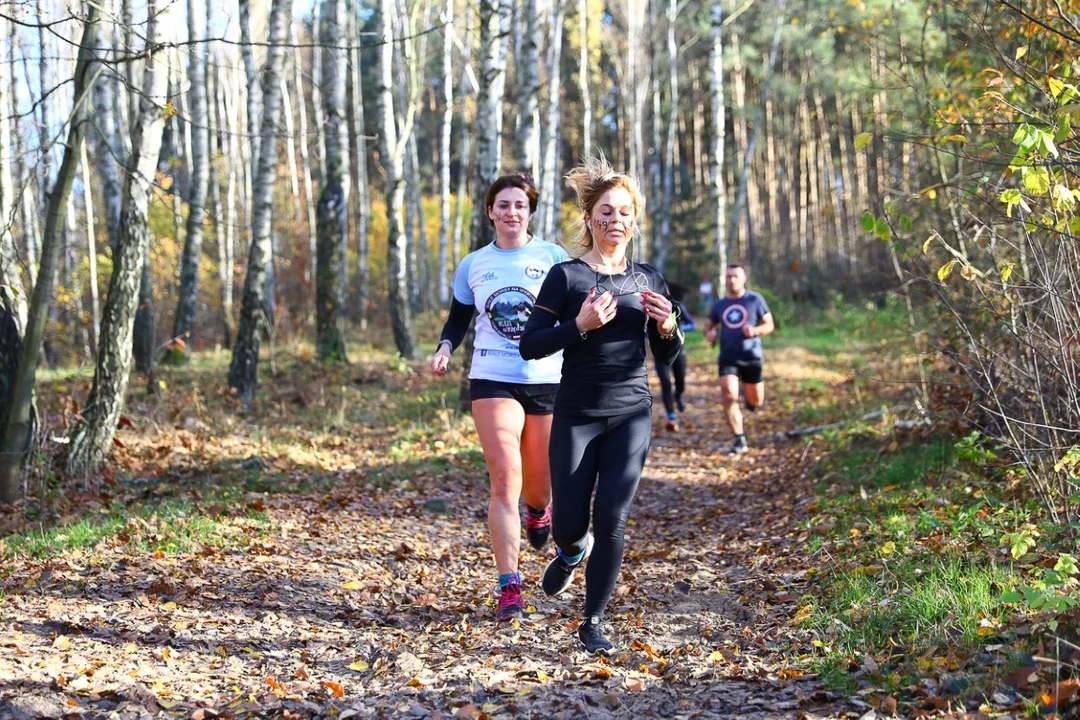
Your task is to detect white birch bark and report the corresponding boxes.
[228,0,296,401]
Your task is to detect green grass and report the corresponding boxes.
[802,433,1024,685]
[2,497,269,559]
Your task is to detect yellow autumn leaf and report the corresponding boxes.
[976,627,995,637]
[937,260,957,281]
[881,541,897,556]
[854,132,873,151]
[961,264,978,281]
[922,236,933,254]
[708,650,724,663]
[941,134,967,143]
[341,580,364,590]
[347,660,369,672]
[1001,264,1014,283]
[1016,45,1027,60]
[793,605,814,624]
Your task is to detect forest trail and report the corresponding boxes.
[0,346,861,719]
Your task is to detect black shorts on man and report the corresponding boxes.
[469,379,559,415]
[718,360,763,385]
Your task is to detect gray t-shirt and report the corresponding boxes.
[709,291,770,363]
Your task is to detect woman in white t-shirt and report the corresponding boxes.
[430,173,569,622]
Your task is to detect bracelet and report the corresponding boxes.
[659,312,678,340]
[437,339,452,353]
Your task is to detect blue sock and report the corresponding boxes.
[667,412,677,421]
[559,547,585,565]
[498,572,522,589]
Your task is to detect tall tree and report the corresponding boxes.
[378,0,418,358]
[654,0,678,270]
[537,0,565,241]
[64,0,173,477]
[171,0,211,363]
[290,21,319,293]
[0,10,26,332]
[709,0,726,277]
[457,0,512,406]
[578,0,592,160]
[347,0,372,328]
[228,0,296,402]
[437,0,454,305]
[0,4,103,498]
[515,0,542,178]
[315,0,350,361]
[451,9,475,269]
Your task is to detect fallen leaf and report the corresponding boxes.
[322,680,344,698]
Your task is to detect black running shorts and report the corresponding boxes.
[469,379,559,415]
[718,360,764,384]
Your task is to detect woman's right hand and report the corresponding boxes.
[431,342,452,375]
[575,287,617,333]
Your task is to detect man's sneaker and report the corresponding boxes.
[495,581,524,621]
[525,505,552,550]
[577,616,614,655]
[665,419,679,432]
[729,436,749,455]
[542,533,594,597]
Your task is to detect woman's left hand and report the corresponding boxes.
[641,291,676,335]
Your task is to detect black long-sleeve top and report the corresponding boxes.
[520,259,683,417]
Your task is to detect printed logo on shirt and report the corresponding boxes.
[485,286,536,341]
[480,271,499,283]
[479,349,520,358]
[721,304,749,330]
[525,263,547,280]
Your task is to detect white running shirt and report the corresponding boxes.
[452,238,569,384]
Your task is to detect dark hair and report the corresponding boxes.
[486,173,539,226]
[727,263,748,277]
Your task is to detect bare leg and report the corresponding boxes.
[473,398,527,576]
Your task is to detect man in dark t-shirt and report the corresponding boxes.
[703,264,774,454]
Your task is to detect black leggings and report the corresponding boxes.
[549,406,652,619]
[655,352,687,415]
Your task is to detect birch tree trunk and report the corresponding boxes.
[311,2,327,181]
[80,142,100,355]
[437,0,453,305]
[451,10,474,269]
[348,0,372,328]
[0,4,103,498]
[0,10,26,332]
[458,0,512,406]
[835,93,857,276]
[228,0,295,402]
[316,0,350,361]
[578,0,591,160]
[171,0,210,363]
[290,22,318,292]
[379,0,417,359]
[709,0,726,278]
[515,0,541,178]
[538,0,564,241]
[729,30,748,255]
[90,22,123,256]
[207,46,227,350]
[653,0,678,271]
[64,1,173,477]
[814,87,844,272]
[218,57,236,347]
[239,0,261,165]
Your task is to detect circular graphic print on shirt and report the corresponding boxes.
[721,304,749,330]
[525,263,547,280]
[485,286,536,341]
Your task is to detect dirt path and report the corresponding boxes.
[1,349,858,719]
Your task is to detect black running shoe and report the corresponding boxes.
[542,533,594,596]
[729,436,749,455]
[525,504,552,551]
[577,616,614,655]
